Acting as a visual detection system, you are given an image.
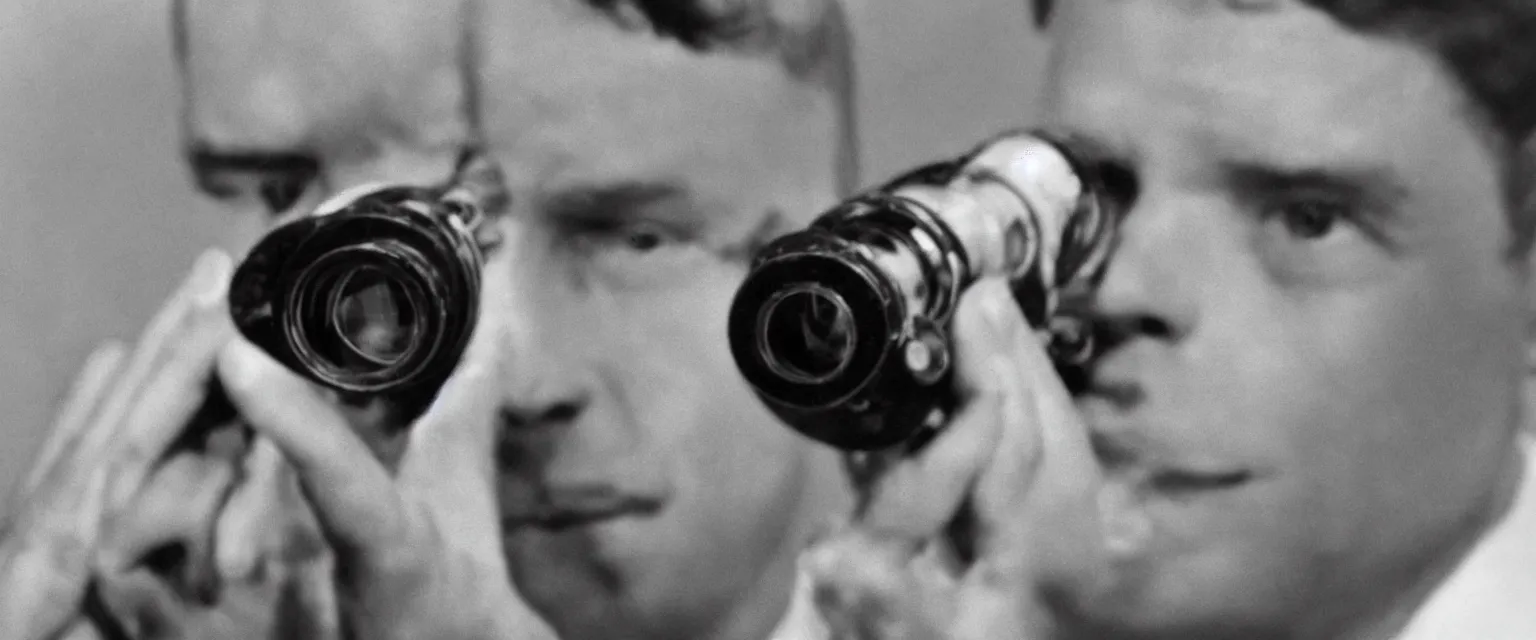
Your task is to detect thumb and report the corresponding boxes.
[395,255,510,566]
[218,338,410,570]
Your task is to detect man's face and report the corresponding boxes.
[474,3,848,638]
[181,0,850,637]
[1049,2,1530,636]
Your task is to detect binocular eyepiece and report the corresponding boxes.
[228,155,505,398]
[727,130,1121,451]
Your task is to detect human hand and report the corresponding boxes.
[803,279,1107,640]
[88,437,344,640]
[0,249,239,640]
[215,261,556,640]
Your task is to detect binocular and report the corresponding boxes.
[227,154,506,398]
[727,130,1122,451]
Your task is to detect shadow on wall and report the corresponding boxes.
[0,0,1050,507]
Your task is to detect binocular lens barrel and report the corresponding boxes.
[229,185,485,396]
[728,130,1118,451]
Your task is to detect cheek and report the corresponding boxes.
[1189,252,1524,572]
[610,263,807,463]
[1185,247,1522,467]
[1100,259,1524,625]
[603,266,814,558]
[1302,257,1523,487]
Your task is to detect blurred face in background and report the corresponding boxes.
[162,0,494,636]
[178,0,858,638]
[1048,1,1531,637]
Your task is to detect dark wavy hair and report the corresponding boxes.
[1296,0,1536,252]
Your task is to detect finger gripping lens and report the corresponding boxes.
[229,186,485,396]
[727,129,1122,451]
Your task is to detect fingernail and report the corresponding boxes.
[188,248,232,307]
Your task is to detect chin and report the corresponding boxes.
[503,525,742,640]
[503,516,650,575]
[501,528,638,630]
[1062,580,1302,640]
[1060,522,1317,640]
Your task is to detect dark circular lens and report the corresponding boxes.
[328,266,418,365]
[758,285,857,385]
[286,241,437,387]
[231,188,486,396]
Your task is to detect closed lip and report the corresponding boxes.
[502,485,666,531]
[1078,386,1258,496]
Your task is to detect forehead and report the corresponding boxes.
[1045,0,1483,175]
[475,0,839,197]
[179,0,839,200]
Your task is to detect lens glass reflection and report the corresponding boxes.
[329,267,417,365]
[761,286,856,384]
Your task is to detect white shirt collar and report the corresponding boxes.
[1394,435,1536,640]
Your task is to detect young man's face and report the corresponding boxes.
[180,0,851,637]
[1050,1,1530,636]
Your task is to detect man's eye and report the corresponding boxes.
[1250,187,1392,286]
[608,221,686,253]
[576,218,709,288]
[626,227,666,252]
[1269,198,1352,240]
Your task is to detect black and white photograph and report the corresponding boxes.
[1,1,1533,638]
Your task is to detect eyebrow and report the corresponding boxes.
[538,180,697,228]
[1217,160,1410,213]
[187,144,319,175]
[186,145,320,197]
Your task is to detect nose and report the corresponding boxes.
[1090,189,1202,345]
[498,376,590,430]
[484,226,593,432]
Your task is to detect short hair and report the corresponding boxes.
[584,0,862,193]
[1299,0,1536,254]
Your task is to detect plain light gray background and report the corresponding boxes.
[0,0,1050,506]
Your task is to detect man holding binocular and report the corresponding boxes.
[10,0,1536,639]
[2,0,868,638]
[793,0,1536,639]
